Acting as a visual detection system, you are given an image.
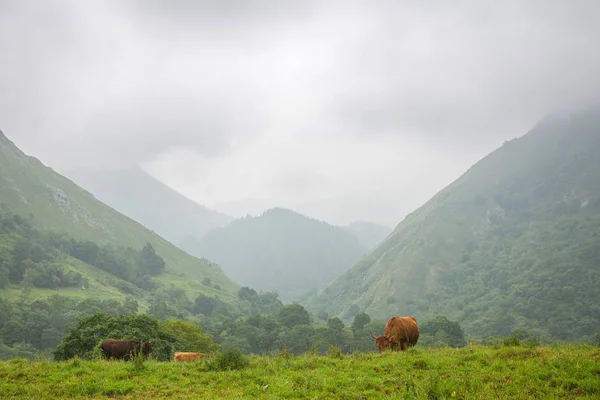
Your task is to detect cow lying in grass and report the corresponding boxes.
[371,316,419,352]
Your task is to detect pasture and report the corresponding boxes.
[1,344,599,399]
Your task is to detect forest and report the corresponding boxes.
[0,208,469,360]
[1,204,599,361]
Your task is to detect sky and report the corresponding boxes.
[1,0,599,226]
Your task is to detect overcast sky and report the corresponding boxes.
[1,0,599,226]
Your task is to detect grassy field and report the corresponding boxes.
[0,345,598,399]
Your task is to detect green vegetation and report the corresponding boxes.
[0,132,238,299]
[0,344,598,399]
[53,313,216,362]
[0,209,168,292]
[65,167,232,247]
[0,295,138,360]
[182,207,368,301]
[4,277,471,361]
[419,315,466,348]
[306,109,600,342]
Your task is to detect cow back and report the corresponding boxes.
[384,316,420,347]
[101,339,141,359]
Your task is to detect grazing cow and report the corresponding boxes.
[371,316,419,352]
[100,339,152,361]
[174,352,212,362]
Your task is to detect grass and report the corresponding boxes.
[0,344,598,399]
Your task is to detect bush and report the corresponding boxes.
[503,335,521,347]
[507,329,541,348]
[327,345,343,359]
[208,348,249,371]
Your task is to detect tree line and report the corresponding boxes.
[0,210,165,292]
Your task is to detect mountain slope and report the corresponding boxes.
[0,130,238,299]
[182,208,369,301]
[65,167,232,247]
[343,221,392,250]
[305,109,600,341]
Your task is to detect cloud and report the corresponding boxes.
[328,0,600,145]
[1,0,599,224]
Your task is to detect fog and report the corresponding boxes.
[1,0,599,226]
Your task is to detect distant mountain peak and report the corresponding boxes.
[182,206,368,302]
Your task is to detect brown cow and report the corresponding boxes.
[371,316,419,352]
[174,352,212,362]
[100,339,152,361]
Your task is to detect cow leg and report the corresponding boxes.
[102,349,113,360]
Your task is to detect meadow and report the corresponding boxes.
[0,344,598,399]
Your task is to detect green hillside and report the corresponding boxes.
[0,130,238,299]
[65,167,232,247]
[182,208,369,301]
[305,109,600,341]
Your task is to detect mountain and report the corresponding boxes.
[343,221,392,250]
[181,208,369,301]
[304,109,600,341]
[211,198,276,219]
[0,130,239,302]
[65,167,232,247]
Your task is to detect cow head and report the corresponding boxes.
[371,333,392,353]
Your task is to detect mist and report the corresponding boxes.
[1,0,599,226]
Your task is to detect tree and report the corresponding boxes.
[278,325,315,355]
[420,315,465,348]
[53,313,178,361]
[238,286,258,301]
[0,318,27,346]
[53,313,110,360]
[161,320,219,353]
[69,240,100,264]
[326,317,346,348]
[193,295,219,317]
[139,243,165,276]
[327,317,344,331]
[351,312,371,335]
[123,297,139,314]
[278,304,310,328]
[0,264,9,288]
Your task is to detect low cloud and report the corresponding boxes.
[1,0,599,224]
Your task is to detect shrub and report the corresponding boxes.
[327,345,343,359]
[503,335,520,346]
[130,348,146,371]
[504,329,541,348]
[208,348,249,371]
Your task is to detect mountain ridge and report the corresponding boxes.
[65,166,232,248]
[0,129,239,301]
[182,207,369,301]
[304,109,600,340]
